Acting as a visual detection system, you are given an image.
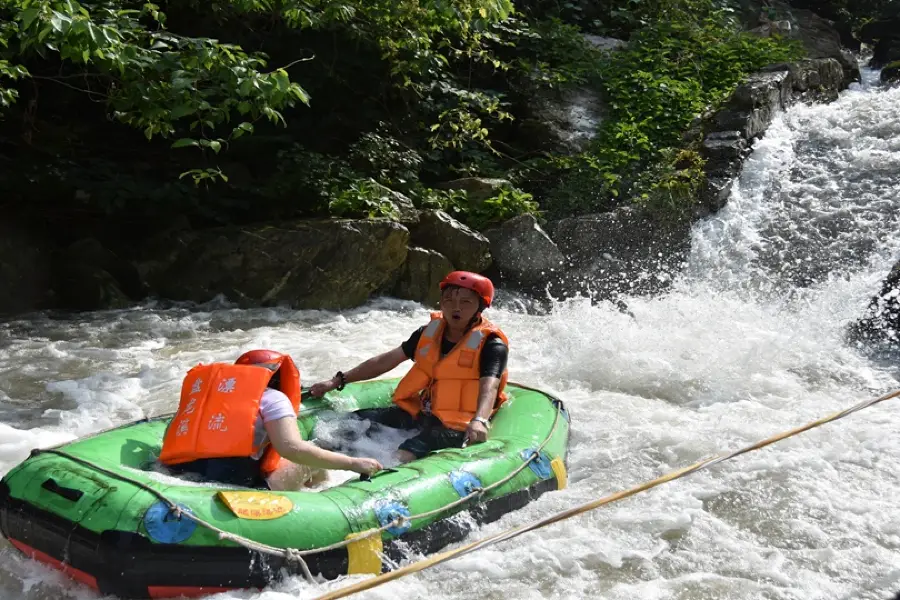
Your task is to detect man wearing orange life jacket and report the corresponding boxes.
[159,349,382,490]
[310,271,509,464]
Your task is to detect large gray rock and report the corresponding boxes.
[698,130,750,214]
[153,219,409,309]
[518,36,624,155]
[745,2,860,86]
[53,238,147,311]
[547,207,691,299]
[790,8,860,85]
[761,58,844,101]
[782,0,861,51]
[485,214,566,289]
[714,70,791,141]
[524,88,607,153]
[410,210,491,273]
[582,35,626,53]
[53,263,133,312]
[698,58,845,216]
[390,247,453,308]
[0,222,53,316]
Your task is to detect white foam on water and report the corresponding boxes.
[1,69,900,599]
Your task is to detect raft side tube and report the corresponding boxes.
[0,379,570,598]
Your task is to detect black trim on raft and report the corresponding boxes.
[0,474,562,599]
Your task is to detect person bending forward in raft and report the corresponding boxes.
[309,271,509,464]
[159,350,382,491]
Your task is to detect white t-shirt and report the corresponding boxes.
[251,388,297,459]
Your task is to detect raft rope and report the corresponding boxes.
[307,386,900,600]
[32,383,565,582]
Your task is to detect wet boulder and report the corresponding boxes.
[744,2,860,86]
[546,206,691,300]
[387,247,454,308]
[52,238,146,311]
[410,210,491,273]
[761,58,845,102]
[848,261,900,348]
[790,7,860,86]
[859,19,900,68]
[698,130,750,214]
[53,263,133,312]
[518,35,623,154]
[154,219,409,309]
[882,62,900,85]
[0,222,54,316]
[714,70,792,141]
[484,214,566,290]
[698,58,845,217]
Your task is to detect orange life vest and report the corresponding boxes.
[392,312,509,431]
[159,355,301,477]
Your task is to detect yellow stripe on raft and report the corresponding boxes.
[345,532,383,575]
[550,457,567,490]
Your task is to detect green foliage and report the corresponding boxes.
[327,179,401,220]
[0,0,514,167]
[416,184,538,229]
[425,84,513,154]
[0,0,855,236]
[632,148,705,220]
[3,0,310,152]
[266,131,423,214]
[796,0,898,31]
[347,130,422,191]
[490,16,603,90]
[471,186,539,228]
[600,4,803,146]
[264,141,537,228]
[0,19,27,110]
[536,0,805,217]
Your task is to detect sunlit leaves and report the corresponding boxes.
[1,0,513,162]
[2,0,311,154]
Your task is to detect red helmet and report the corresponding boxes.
[439,271,495,308]
[235,349,285,366]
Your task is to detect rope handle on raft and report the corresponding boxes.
[26,384,567,582]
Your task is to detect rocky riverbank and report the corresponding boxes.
[0,4,874,318]
[0,58,857,317]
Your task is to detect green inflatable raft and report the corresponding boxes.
[0,378,570,598]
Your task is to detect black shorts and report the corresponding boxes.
[166,456,269,489]
[353,406,465,459]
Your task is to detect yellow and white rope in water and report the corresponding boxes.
[312,387,900,600]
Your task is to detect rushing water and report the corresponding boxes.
[2,68,900,600]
